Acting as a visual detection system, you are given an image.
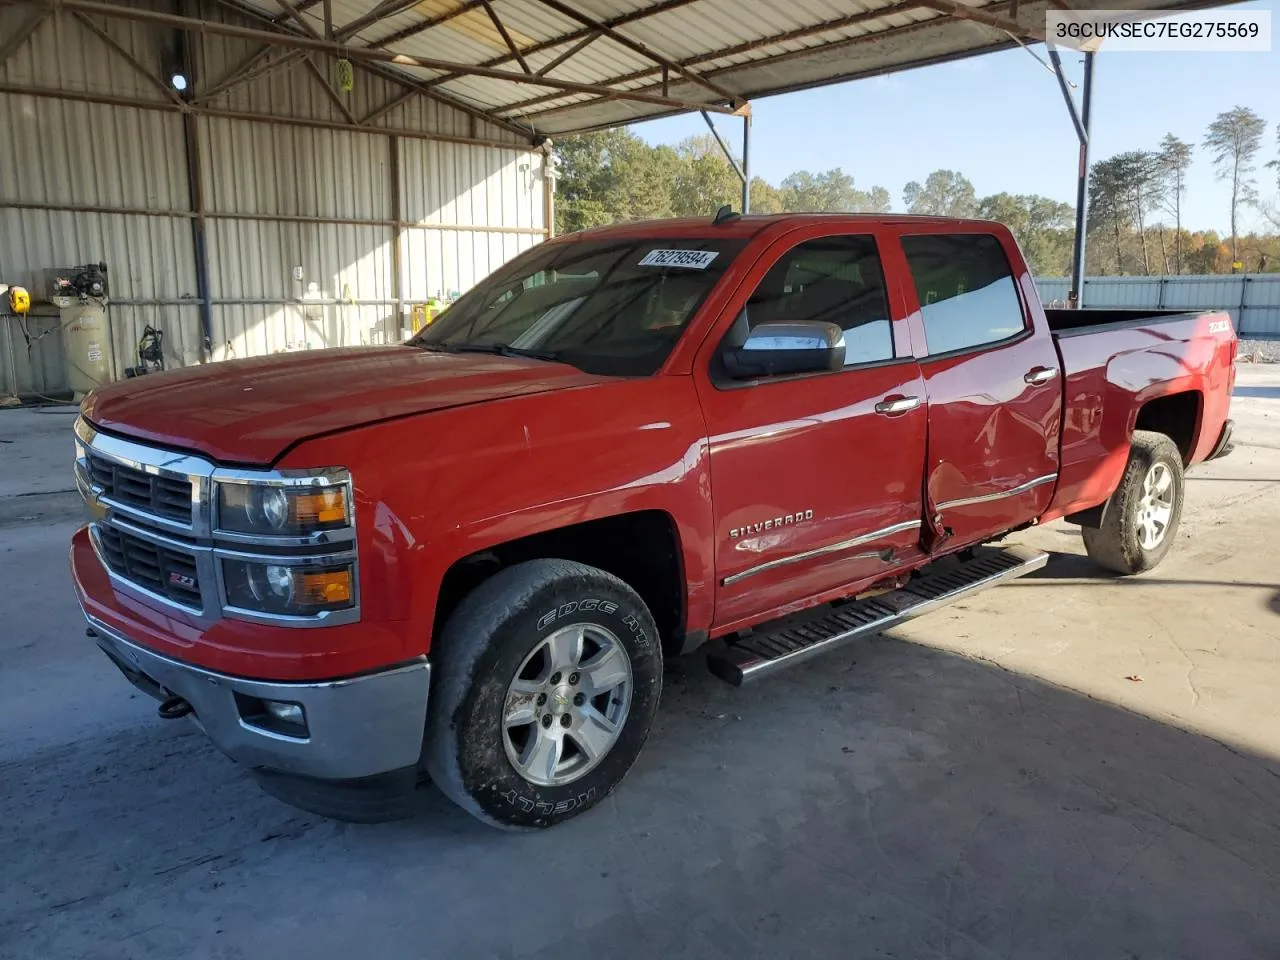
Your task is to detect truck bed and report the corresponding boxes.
[1044,307,1204,334]
[1044,308,1236,523]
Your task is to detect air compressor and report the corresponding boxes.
[48,262,113,398]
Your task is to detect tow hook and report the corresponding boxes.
[158,695,194,720]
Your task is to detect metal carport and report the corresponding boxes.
[0,0,1226,391]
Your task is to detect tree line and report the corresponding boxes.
[552,105,1280,277]
[1089,106,1280,275]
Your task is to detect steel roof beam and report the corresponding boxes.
[268,0,322,39]
[0,6,48,66]
[183,0,538,139]
[520,1,1038,124]
[916,0,1043,40]
[335,0,428,42]
[70,11,190,107]
[0,0,743,116]
[528,0,742,106]
[195,48,306,102]
[304,53,358,123]
[380,0,703,94]
[365,0,489,48]
[482,0,532,74]
[0,79,540,150]
[500,2,926,117]
[534,32,597,77]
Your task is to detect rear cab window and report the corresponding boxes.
[900,233,1027,356]
[412,237,746,377]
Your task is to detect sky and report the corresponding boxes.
[629,0,1280,235]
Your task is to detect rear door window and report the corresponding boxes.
[900,234,1027,356]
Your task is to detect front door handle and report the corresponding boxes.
[1024,366,1059,386]
[875,395,921,416]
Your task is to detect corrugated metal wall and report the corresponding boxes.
[1035,275,1280,337]
[0,2,548,397]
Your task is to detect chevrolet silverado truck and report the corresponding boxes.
[71,213,1237,828]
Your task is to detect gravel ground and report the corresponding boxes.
[1238,338,1280,362]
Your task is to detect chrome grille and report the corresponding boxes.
[76,416,359,627]
[95,524,203,610]
[85,451,193,523]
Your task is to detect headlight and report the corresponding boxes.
[222,559,355,617]
[215,472,351,537]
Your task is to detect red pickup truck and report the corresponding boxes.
[71,214,1237,828]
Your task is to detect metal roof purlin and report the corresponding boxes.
[500,2,932,119]
[3,0,746,121]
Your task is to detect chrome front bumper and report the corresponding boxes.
[86,614,430,782]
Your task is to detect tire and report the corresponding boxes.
[1082,430,1185,575]
[423,559,662,829]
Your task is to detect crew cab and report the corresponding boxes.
[71,214,1237,828]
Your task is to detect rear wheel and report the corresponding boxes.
[1082,430,1185,575]
[424,559,662,829]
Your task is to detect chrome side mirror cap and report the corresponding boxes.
[723,321,846,378]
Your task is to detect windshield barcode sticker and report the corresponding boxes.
[638,249,719,269]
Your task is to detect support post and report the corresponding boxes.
[1069,51,1093,308]
[741,113,751,214]
[544,152,555,239]
[389,135,404,338]
[699,110,746,195]
[182,111,213,359]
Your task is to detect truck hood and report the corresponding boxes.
[82,346,604,465]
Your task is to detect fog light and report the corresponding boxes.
[263,700,305,726]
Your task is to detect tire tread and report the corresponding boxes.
[1082,430,1184,575]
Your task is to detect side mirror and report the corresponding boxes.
[722,321,846,379]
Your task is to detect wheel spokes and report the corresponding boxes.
[504,678,542,728]
[520,727,562,782]
[1152,466,1172,497]
[501,621,634,788]
[1149,502,1172,529]
[571,706,619,762]
[578,645,629,695]
[544,625,585,673]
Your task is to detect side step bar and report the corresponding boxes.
[707,545,1048,686]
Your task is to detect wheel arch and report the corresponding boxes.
[1131,389,1203,465]
[431,510,690,658]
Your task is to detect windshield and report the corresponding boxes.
[410,237,746,377]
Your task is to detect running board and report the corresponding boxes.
[706,545,1048,686]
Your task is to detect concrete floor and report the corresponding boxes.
[2,369,1278,960]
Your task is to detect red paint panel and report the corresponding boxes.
[698,364,928,627]
[889,224,1062,548]
[1045,311,1236,521]
[690,221,929,629]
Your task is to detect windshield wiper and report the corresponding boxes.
[438,343,563,363]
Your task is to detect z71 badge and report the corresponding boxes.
[729,510,814,539]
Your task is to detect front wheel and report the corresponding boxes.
[1082,430,1185,575]
[423,559,662,829]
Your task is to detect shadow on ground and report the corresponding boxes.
[3,623,1279,960]
[1023,550,1280,603]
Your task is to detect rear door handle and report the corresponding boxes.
[875,395,921,416]
[1024,367,1059,386]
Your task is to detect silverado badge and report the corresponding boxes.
[729,509,814,539]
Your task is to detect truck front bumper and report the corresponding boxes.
[86,613,430,782]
